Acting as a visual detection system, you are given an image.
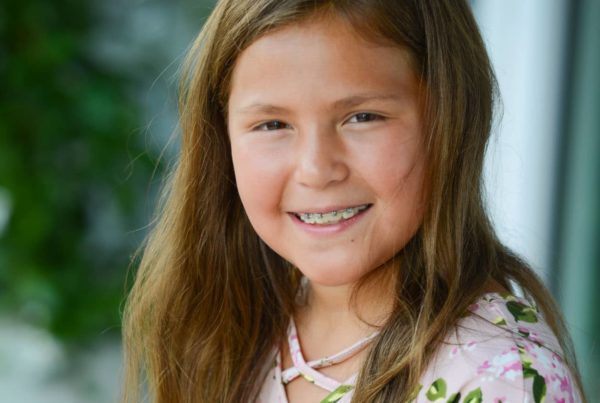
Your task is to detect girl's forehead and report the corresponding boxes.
[220,12,421,109]
[226,13,420,97]
[230,16,417,85]
[248,13,402,56]
[229,20,418,105]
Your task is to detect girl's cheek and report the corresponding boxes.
[352,136,423,184]
[232,142,290,207]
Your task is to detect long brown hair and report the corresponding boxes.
[122,1,584,401]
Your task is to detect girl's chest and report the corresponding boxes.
[259,364,357,403]
[258,316,379,403]
[276,341,364,403]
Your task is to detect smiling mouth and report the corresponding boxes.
[292,204,371,225]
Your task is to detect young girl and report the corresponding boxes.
[122,1,585,402]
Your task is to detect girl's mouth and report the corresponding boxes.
[292,204,371,225]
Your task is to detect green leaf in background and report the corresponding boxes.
[0,0,160,343]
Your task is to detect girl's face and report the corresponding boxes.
[227,16,427,287]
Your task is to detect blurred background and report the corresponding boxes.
[0,0,597,401]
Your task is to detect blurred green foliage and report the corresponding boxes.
[0,0,158,342]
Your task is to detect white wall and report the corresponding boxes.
[472,0,570,281]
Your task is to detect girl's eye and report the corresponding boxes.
[347,112,383,123]
[254,120,291,131]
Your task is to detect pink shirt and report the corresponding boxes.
[257,293,581,403]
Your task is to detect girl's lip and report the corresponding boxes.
[288,203,371,215]
[288,204,371,235]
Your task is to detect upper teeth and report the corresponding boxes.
[297,205,369,225]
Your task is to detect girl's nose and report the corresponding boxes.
[293,126,349,189]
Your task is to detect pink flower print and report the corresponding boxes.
[517,326,546,347]
[517,326,530,337]
[553,351,563,363]
[448,341,478,359]
[493,397,506,403]
[465,341,477,350]
[558,374,572,394]
[477,349,522,381]
[523,341,552,367]
[524,342,556,373]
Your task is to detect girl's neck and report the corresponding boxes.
[296,266,397,340]
[279,270,396,402]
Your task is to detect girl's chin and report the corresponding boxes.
[294,266,366,288]
[293,256,399,290]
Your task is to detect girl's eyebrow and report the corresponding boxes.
[235,103,290,115]
[233,93,403,115]
[332,93,403,110]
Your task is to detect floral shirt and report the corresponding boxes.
[257,293,581,403]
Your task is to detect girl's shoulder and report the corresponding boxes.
[413,292,581,403]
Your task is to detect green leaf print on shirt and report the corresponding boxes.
[463,387,482,403]
[532,374,547,403]
[518,343,548,403]
[426,378,447,400]
[506,301,538,323]
[447,392,461,403]
[320,384,353,403]
[301,373,315,384]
